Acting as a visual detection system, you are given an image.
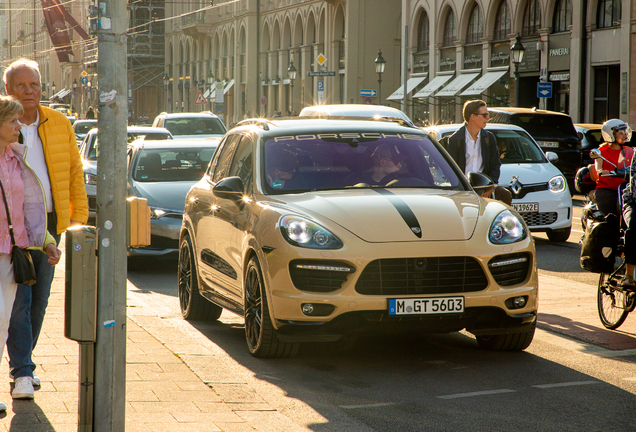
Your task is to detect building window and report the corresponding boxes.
[522,0,541,36]
[597,0,621,29]
[552,0,572,33]
[417,10,429,52]
[442,9,456,48]
[493,1,510,41]
[466,4,482,44]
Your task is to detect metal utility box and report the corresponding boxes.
[65,225,98,342]
[127,196,151,247]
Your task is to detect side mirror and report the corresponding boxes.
[577,131,584,141]
[467,171,494,190]
[213,176,245,202]
[590,148,601,159]
[545,151,559,162]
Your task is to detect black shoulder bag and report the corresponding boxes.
[0,178,37,285]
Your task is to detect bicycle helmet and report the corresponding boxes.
[575,165,596,195]
[601,119,632,143]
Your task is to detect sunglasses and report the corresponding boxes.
[475,112,490,118]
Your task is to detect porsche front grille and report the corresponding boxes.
[520,212,557,226]
[289,260,355,292]
[488,253,531,286]
[355,257,488,296]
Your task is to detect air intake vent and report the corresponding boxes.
[488,253,531,286]
[356,257,488,296]
[289,260,355,292]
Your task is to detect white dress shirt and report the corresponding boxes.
[20,112,54,212]
[464,128,484,176]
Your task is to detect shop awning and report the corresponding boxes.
[203,82,217,99]
[49,88,67,100]
[386,76,427,101]
[435,73,479,97]
[412,75,453,99]
[58,89,73,99]
[224,79,234,94]
[460,70,508,96]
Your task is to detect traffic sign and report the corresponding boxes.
[81,70,88,77]
[215,103,224,112]
[81,77,88,85]
[316,53,327,66]
[537,82,553,98]
[194,91,207,105]
[261,96,267,105]
[127,97,133,104]
[360,89,377,97]
[317,81,325,92]
[364,96,373,105]
[308,71,336,77]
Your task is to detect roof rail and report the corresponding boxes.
[237,118,270,131]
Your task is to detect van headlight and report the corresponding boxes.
[280,216,343,249]
[548,175,566,193]
[489,210,527,244]
[84,173,97,185]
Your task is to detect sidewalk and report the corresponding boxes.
[0,262,259,432]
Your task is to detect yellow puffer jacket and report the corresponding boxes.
[37,106,88,233]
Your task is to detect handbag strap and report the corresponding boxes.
[0,178,17,247]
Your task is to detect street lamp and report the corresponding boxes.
[374,49,386,105]
[52,82,56,95]
[511,33,525,108]
[287,59,297,115]
[185,79,191,112]
[163,73,169,112]
[207,69,214,112]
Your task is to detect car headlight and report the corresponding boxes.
[150,208,167,219]
[548,175,566,193]
[84,173,97,185]
[489,210,527,244]
[280,215,343,249]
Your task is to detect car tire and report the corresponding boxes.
[475,325,535,352]
[178,235,223,321]
[244,256,299,358]
[547,226,571,242]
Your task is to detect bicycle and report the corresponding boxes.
[584,149,636,329]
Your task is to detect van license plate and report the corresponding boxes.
[388,297,464,315]
[538,141,559,148]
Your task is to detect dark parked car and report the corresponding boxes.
[488,107,582,189]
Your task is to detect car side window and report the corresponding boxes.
[228,135,253,191]
[211,134,241,183]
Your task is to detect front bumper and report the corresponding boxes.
[511,189,572,232]
[127,215,181,257]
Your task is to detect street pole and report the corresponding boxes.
[256,0,260,116]
[95,0,128,428]
[403,25,408,114]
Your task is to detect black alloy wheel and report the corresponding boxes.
[597,272,630,330]
[244,256,299,358]
[178,235,222,321]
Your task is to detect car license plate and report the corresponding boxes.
[538,141,559,148]
[512,202,539,212]
[388,297,464,316]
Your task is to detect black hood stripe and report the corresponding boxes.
[372,189,422,238]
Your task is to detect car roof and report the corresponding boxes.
[487,107,571,117]
[88,126,171,134]
[299,104,413,124]
[233,118,424,135]
[574,123,601,130]
[423,123,528,133]
[157,112,221,119]
[130,138,220,150]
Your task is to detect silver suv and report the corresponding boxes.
[152,112,227,140]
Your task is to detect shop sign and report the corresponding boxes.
[490,41,510,68]
[463,45,482,69]
[548,33,570,72]
[413,52,429,73]
[549,73,569,81]
[439,48,456,72]
[518,39,540,73]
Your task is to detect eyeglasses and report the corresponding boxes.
[476,112,490,118]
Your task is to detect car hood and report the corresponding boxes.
[130,181,194,212]
[173,134,224,140]
[273,189,482,242]
[499,162,563,186]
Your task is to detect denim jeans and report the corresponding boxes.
[7,212,60,379]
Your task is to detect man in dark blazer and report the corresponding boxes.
[445,99,511,204]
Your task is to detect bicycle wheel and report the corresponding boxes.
[597,271,630,330]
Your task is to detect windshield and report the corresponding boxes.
[263,132,464,194]
[74,122,96,135]
[133,147,217,182]
[164,118,226,136]
[492,130,546,163]
[86,132,172,160]
[499,114,577,139]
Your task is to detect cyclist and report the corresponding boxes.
[593,119,634,217]
[615,121,636,288]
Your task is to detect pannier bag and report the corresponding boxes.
[580,210,620,274]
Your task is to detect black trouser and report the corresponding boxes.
[623,203,636,265]
[593,188,620,218]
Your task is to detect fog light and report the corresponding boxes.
[302,304,315,315]
[513,296,527,309]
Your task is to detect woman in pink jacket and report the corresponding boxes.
[0,95,59,411]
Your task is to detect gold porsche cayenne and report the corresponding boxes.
[178,118,538,358]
